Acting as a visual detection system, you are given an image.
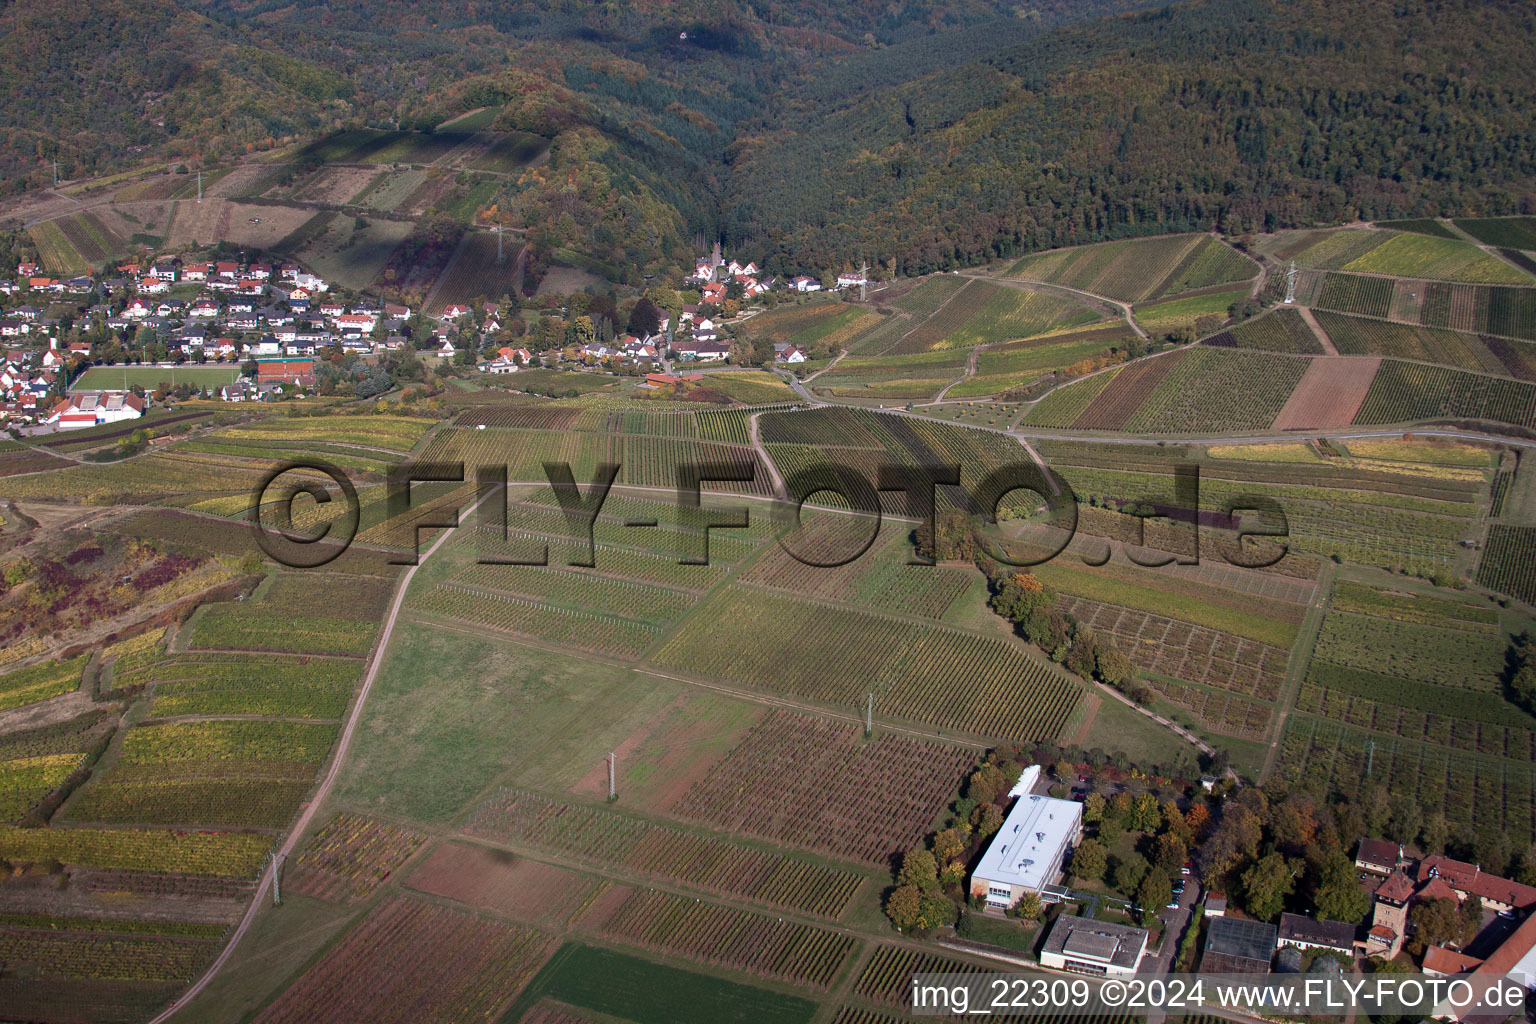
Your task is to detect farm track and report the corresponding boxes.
[1295,306,1339,355]
[747,410,787,499]
[1259,560,1336,780]
[929,343,984,402]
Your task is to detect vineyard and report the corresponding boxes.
[1313,311,1506,373]
[447,561,695,623]
[1453,217,1536,250]
[1314,272,1395,319]
[190,606,376,656]
[892,275,968,317]
[1477,525,1536,604]
[1058,595,1288,702]
[146,654,360,718]
[951,325,1136,398]
[1064,350,1186,430]
[210,415,433,453]
[1352,360,1536,429]
[883,279,1000,354]
[1120,347,1312,433]
[0,657,85,712]
[651,587,1083,738]
[668,710,977,865]
[1020,368,1121,428]
[759,405,1040,516]
[1203,308,1325,354]
[416,583,665,657]
[1132,287,1248,335]
[1006,235,1254,303]
[462,789,863,918]
[430,232,533,315]
[0,825,271,875]
[28,219,89,274]
[1275,715,1536,840]
[1416,282,1536,340]
[887,284,1101,355]
[1278,579,1536,838]
[419,427,773,498]
[588,887,855,988]
[1281,228,1529,282]
[252,897,554,1024]
[286,813,429,901]
[509,942,818,1024]
[813,348,968,399]
[64,719,336,828]
[1271,356,1381,430]
[853,945,990,1007]
[0,928,220,982]
[0,753,86,820]
[737,521,972,619]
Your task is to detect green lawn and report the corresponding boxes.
[72,366,238,391]
[330,617,683,824]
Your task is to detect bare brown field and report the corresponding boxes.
[405,842,593,925]
[160,199,314,249]
[1272,355,1381,429]
[289,165,381,205]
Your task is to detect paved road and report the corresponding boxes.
[149,487,498,1023]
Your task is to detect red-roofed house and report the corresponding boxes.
[1423,945,1485,977]
[1419,857,1536,913]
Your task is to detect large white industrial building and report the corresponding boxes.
[969,765,1083,911]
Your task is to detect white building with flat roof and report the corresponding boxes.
[969,765,1083,911]
[1040,916,1149,977]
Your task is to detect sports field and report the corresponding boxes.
[71,365,240,391]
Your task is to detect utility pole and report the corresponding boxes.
[267,852,283,905]
[1365,739,1375,778]
[865,692,873,737]
[53,159,58,188]
[1284,259,1298,304]
[607,752,616,801]
[197,169,202,203]
[858,256,870,302]
[495,225,504,264]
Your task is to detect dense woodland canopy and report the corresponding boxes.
[3,0,1534,275]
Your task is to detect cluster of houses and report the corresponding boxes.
[0,350,58,421]
[690,243,868,296]
[0,256,429,421]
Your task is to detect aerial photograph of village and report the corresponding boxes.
[0,1,1533,1021]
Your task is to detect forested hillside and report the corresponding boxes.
[728,0,1536,274]
[4,0,1535,277]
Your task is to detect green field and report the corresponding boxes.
[72,366,239,391]
[502,943,819,1024]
